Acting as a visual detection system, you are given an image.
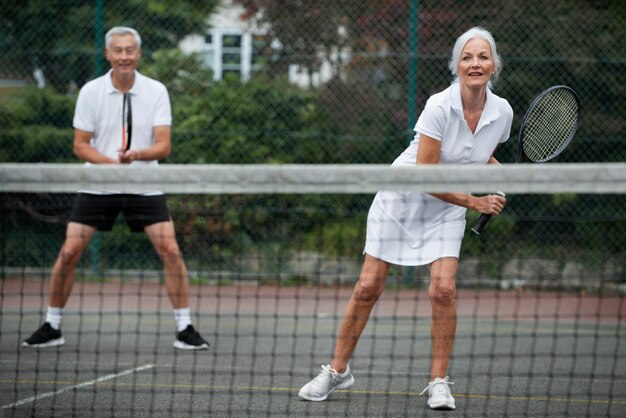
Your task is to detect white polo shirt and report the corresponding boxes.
[73,69,171,194]
[364,82,513,266]
[398,81,513,166]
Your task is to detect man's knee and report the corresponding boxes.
[156,238,181,259]
[57,246,83,267]
[159,240,184,263]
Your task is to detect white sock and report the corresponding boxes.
[46,306,63,330]
[174,307,192,332]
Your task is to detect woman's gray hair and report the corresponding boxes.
[105,26,142,49]
[448,27,502,87]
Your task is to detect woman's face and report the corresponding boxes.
[457,37,494,89]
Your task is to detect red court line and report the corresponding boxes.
[2,278,624,321]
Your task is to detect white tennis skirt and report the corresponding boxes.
[363,191,466,266]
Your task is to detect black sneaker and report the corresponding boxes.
[173,325,209,350]
[22,323,65,348]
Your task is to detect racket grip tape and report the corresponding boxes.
[471,191,506,235]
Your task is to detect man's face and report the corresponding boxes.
[105,33,141,77]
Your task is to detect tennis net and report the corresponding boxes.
[1,163,625,417]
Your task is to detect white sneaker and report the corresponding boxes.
[298,364,355,401]
[420,376,456,410]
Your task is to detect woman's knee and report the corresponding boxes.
[429,258,458,306]
[353,255,389,303]
[429,281,456,306]
[353,278,385,303]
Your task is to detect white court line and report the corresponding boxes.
[2,363,155,410]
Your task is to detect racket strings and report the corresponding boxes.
[522,89,579,162]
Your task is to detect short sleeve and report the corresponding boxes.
[414,97,448,142]
[152,84,172,127]
[499,101,514,143]
[72,84,96,132]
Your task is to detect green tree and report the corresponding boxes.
[0,0,219,91]
[141,48,331,164]
[234,0,625,162]
[0,86,76,162]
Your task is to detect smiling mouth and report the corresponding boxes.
[469,72,483,76]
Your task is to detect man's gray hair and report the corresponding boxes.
[105,26,142,49]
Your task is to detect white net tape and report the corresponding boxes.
[1,163,625,194]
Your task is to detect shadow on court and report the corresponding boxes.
[1,278,625,417]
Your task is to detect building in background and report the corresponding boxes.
[179,0,349,87]
[179,0,267,82]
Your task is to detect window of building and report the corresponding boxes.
[201,30,268,82]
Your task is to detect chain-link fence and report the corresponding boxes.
[1,1,626,268]
[2,0,626,276]
[1,0,624,164]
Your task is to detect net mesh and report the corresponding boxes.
[522,88,580,163]
[1,163,625,417]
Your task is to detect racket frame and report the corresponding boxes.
[517,85,580,163]
[471,85,580,235]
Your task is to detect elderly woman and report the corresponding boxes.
[299,27,513,410]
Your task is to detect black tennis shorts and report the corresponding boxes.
[69,193,171,232]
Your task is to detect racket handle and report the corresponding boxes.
[471,191,506,235]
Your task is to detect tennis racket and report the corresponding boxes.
[122,92,133,151]
[471,85,580,235]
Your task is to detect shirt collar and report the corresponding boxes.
[482,88,500,123]
[105,69,140,95]
[450,82,464,114]
[450,82,501,132]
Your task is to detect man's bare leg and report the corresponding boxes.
[145,220,189,309]
[48,222,97,308]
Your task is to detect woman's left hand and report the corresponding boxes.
[474,193,506,215]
